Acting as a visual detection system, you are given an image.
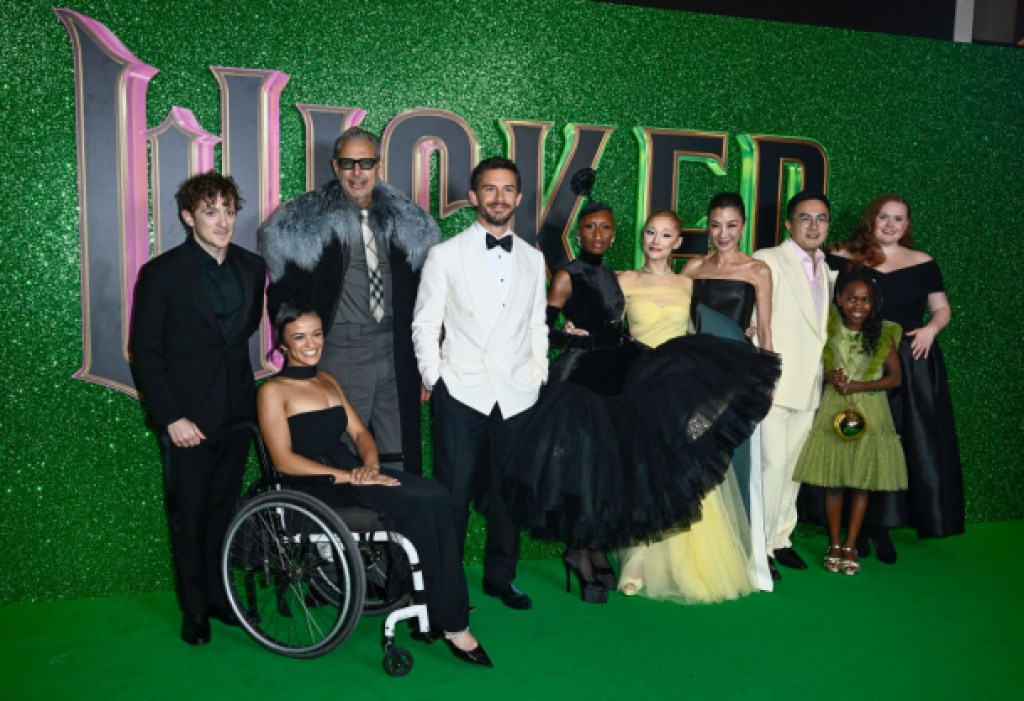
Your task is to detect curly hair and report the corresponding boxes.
[174,171,243,232]
[834,266,884,355]
[830,193,914,267]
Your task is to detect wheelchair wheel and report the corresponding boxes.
[382,642,414,677]
[222,490,365,658]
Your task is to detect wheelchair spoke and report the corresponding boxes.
[221,492,366,658]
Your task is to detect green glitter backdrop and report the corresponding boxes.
[1,0,1021,605]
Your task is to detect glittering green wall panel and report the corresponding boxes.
[1,0,1021,605]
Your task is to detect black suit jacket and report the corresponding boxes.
[130,241,266,437]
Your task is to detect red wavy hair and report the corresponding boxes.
[829,193,914,267]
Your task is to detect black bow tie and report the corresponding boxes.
[486,233,513,253]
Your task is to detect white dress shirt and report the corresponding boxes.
[475,222,516,306]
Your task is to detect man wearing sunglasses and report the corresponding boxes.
[260,126,440,476]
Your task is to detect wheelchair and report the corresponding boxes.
[218,422,430,676]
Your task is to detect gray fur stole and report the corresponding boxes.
[259,180,440,281]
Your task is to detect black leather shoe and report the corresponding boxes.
[773,547,808,570]
[767,557,782,581]
[443,636,493,668]
[207,603,240,627]
[873,530,898,564]
[181,614,211,646]
[856,532,871,559]
[482,580,532,610]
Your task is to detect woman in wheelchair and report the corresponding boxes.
[257,298,492,668]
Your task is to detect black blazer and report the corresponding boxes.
[130,241,266,437]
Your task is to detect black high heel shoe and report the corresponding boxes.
[593,560,614,589]
[442,631,493,668]
[563,551,608,604]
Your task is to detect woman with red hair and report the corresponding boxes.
[824,194,964,561]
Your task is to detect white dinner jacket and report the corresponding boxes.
[412,224,548,418]
[753,243,832,412]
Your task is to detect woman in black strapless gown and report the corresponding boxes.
[682,193,778,590]
[257,299,492,667]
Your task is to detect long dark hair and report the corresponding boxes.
[834,267,884,355]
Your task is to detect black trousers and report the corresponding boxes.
[431,380,532,587]
[163,428,250,615]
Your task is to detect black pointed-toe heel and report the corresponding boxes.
[443,636,493,668]
[562,551,609,604]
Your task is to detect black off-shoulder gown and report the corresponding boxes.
[799,254,964,537]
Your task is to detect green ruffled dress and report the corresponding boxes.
[794,309,908,491]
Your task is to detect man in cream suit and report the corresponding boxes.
[412,157,548,610]
[753,192,833,581]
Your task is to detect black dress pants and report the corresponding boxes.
[163,427,250,615]
[431,380,532,588]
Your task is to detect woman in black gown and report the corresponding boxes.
[505,195,642,603]
[504,177,781,603]
[682,192,778,590]
[683,192,774,350]
[257,299,492,667]
[823,194,964,559]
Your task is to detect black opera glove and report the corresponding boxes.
[546,305,593,350]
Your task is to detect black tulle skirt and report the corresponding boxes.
[797,338,965,537]
[504,335,781,549]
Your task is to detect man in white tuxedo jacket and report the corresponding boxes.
[752,192,833,580]
[412,157,548,610]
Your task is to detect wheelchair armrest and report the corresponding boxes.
[276,474,336,487]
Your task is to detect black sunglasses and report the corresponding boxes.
[335,157,379,170]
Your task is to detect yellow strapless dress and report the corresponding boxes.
[617,277,756,603]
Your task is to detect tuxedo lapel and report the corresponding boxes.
[778,245,819,331]
[817,264,832,338]
[459,230,504,329]
[507,234,534,315]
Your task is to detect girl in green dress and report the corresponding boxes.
[794,268,907,575]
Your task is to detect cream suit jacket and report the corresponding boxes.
[753,243,832,412]
[412,225,548,418]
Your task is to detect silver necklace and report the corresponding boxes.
[641,266,672,276]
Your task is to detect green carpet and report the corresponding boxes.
[3,522,1020,700]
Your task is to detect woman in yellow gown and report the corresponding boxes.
[616,205,766,603]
